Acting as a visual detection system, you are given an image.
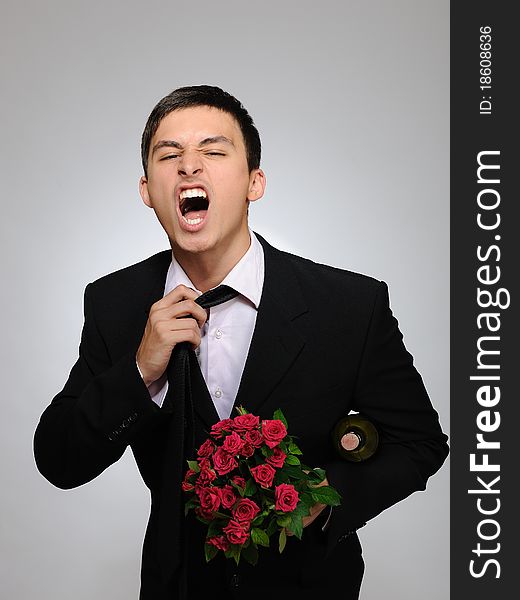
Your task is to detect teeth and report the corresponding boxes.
[180,187,207,199]
[183,216,203,225]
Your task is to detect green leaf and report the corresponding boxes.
[212,511,230,519]
[196,515,211,525]
[311,467,326,480]
[230,480,246,497]
[287,513,304,540]
[207,520,221,538]
[245,478,258,497]
[273,408,288,428]
[282,465,308,480]
[310,486,342,506]
[186,460,200,473]
[251,528,270,547]
[204,542,218,563]
[251,515,265,527]
[235,405,249,416]
[292,501,310,518]
[285,455,301,466]
[227,544,241,565]
[241,541,259,566]
[261,445,272,458]
[288,442,303,455]
[278,528,287,553]
[299,492,314,510]
[266,518,278,537]
[276,515,291,528]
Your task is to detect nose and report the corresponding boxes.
[178,149,202,177]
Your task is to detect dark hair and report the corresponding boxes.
[141,85,261,177]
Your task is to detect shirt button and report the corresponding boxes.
[215,328,223,339]
[214,388,222,399]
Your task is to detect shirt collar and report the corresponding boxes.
[164,230,264,309]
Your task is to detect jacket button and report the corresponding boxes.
[230,573,240,588]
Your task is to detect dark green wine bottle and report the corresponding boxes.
[331,414,379,462]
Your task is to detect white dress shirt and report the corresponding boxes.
[146,231,264,420]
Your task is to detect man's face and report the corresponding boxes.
[140,106,265,260]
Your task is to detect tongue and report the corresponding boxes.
[184,210,207,221]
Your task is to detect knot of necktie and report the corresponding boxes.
[195,284,239,310]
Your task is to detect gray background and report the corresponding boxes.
[0,1,450,598]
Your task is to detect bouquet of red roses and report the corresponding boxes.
[182,406,341,565]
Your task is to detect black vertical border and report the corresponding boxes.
[451,1,517,597]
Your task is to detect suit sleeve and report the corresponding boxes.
[324,281,449,542]
[33,283,164,489]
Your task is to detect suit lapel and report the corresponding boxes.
[141,250,174,315]
[234,235,308,415]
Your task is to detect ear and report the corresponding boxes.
[247,168,266,203]
[139,176,153,208]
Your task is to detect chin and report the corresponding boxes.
[171,233,214,255]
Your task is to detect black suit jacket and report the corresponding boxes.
[34,234,448,598]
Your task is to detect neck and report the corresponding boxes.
[173,231,251,292]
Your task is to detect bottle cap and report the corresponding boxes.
[341,432,361,451]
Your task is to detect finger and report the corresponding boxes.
[154,284,201,309]
[166,327,202,349]
[168,299,208,327]
[153,317,203,345]
[152,299,208,328]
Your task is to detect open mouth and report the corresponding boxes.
[179,187,209,225]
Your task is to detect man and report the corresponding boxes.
[34,85,448,599]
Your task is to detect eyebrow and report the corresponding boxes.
[152,136,235,156]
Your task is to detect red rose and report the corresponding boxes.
[245,429,264,448]
[181,468,197,492]
[240,442,254,458]
[233,413,260,432]
[219,485,237,510]
[197,458,214,473]
[275,483,299,512]
[207,535,229,552]
[212,447,238,476]
[222,431,244,455]
[210,418,235,439]
[198,487,221,513]
[266,447,286,468]
[231,476,246,490]
[223,519,250,545]
[232,498,260,523]
[197,438,215,459]
[196,507,216,521]
[261,419,287,448]
[250,463,276,488]
[196,461,216,488]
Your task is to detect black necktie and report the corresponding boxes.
[157,285,239,593]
